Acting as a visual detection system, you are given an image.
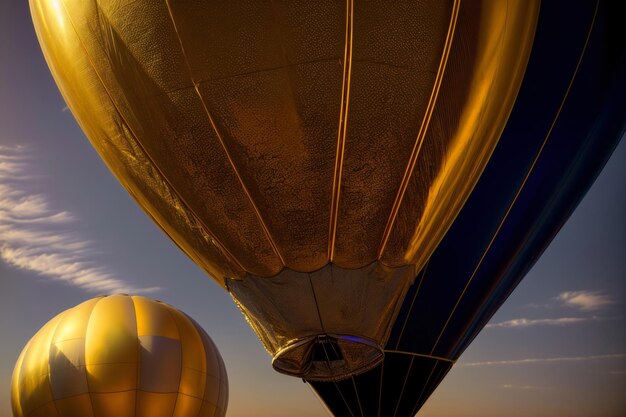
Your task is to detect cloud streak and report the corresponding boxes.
[460,353,626,367]
[0,145,160,294]
[557,290,614,310]
[485,316,605,329]
[502,384,551,390]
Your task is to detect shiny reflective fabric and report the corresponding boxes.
[30,0,538,381]
[11,295,228,417]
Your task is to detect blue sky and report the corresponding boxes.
[1,2,624,416]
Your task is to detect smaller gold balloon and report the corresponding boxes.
[11,295,228,417]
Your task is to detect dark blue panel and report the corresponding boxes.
[395,357,452,416]
[311,353,450,417]
[433,0,626,359]
[311,379,355,417]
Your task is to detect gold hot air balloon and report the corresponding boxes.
[30,0,539,380]
[11,295,228,417]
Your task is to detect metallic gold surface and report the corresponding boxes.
[11,295,228,417]
[31,0,538,380]
[385,0,540,270]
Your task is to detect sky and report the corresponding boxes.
[0,2,624,417]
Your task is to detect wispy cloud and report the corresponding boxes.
[523,290,618,311]
[460,353,626,367]
[0,145,160,294]
[557,291,614,311]
[608,371,626,375]
[502,384,551,390]
[485,316,605,329]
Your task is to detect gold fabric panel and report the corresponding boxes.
[55,0,282,276]
[10,341,28,417]
[27,403,59,417]
[90,391,135,417]
[11,295,228,417]
[54,394,94,417]
[49,340,88,399]
[197,401,218,417]
[172,1,346,271]
[85,295,138,393]
[51,297,100,343]
[380,0,540,267]
[14,313,63,416]
[196,326,228,410]
[138,336,182,393]
[136,392,177,417]
[133,296,179,339]
[332,0,452,266]
[165,305,208,399]
[30,0,245,285]
[172,395,203,417]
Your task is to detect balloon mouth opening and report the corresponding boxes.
[272,334,383,382]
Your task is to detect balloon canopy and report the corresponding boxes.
[11,295,228,417]
[30,0,540,381]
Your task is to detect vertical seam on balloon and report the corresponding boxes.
[377,358,384,417]
[309,338,339,403]
[196,324,222,412]
[428,0,599,357]
[60,0,246,277]
[208,332,224,411]
[180,312,211,417]
[129,296,140,417]
[158,303,185,417]
[327,340,346,376]
[376,0,461,260]
[46,314,65,417]
[208,331,223,416]
[19,338,41,416]
[409,360,438,417]
[320,343,335,384]
[163,303,201,416]
[193,84,287,268]
[308,272,327,334]
[393,260,430,349]
[333,380,357,417]
[164,0,287,268]
[11,338,28,416]
[392,356,414,417]
[82,296,103,417]
[350,376,365,417]
[156,301,184,413]
[169,311,185,415]
[328,0,354,261]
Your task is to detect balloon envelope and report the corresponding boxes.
[30,0,540,380]
[11,295,228,417]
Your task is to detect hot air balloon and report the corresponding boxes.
[11,295,228,417]
[28,0,625,415]
[309,1,626,415]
